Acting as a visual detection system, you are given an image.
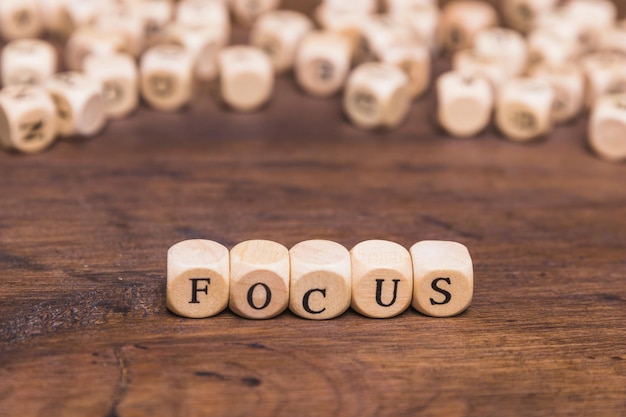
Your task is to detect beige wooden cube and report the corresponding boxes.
[45,72,106,138]
[495,77,554,142]
[65,27,126,71]
[350,240,413,319]
[140,44,194,112]
[64,0,116,27]
[218,46,274,112]
[385,0,437,14]
[176,0,230,46]
[452,49,508,93]
[582,52,626,108]
[501,0,557,34]
[36,0,73,39]
[167,239,230,318]
[528,64,584,124]
[392,4,439,53]
[229,0,280,27]
[1,39,57,87]
[358,15,414,63]
[438,0,498,53]
[315,4,365,37]
[410,241,473,317]
[166,23,224,81]
[0,86,56,154]
[473,27,527,78]
[314,6,365,64]
[92,9,146,58]
[84,53,139,119]
[229,240,290,319]
[0,0,43,40]
[526,29,579,68]
[533,11,586,49]
[562,0,617,50]
[437,71,493,138]
[129,0,175,47]
[598,28,626,55]
[343,62,411,130]
[322,0,377,15]
[250,10,313,73]
[588,94,626,162]
[289,240,351,320]
[379,43,430,98]
[295,31,352,98]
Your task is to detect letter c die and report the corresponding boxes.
[289,240,351,320]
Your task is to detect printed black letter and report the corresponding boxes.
[189,278,211,304]
[247,282,272,310]
[430,277,452,305]
[303,288,326,314]
[375,279,401,307]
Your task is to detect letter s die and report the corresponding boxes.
[410,241,473,317]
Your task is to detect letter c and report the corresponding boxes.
[302,288,326,314]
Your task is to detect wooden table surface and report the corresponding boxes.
[1,3,626,417]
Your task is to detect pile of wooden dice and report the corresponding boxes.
[0,0,624,162]
[167,239,474,320]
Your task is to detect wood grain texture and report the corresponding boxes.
[1,1,626,416]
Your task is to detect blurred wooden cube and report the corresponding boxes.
[588,94,626,162]
[128,0,175,47]
[65,27,126,71]
[1,39,57,87]
[597,28,626,56]
[473,27,527,78]
[437,71,493,138]
[526,29,579,68]
[166,23,224,81]
[45,72,107,138]
[295,31,352,98]
[140,44,194,112]
[36,0,74,39]
[501,0,557,34]
[452,49,508,93]
[218,46,274,112]
[562,0,617,51]
[0,85,56,154]
[380,43,430,98]
[343,62,411,130]
[495,77,554,142]
[92,8,146,58]
[176,0,230,46]
[229,0,280,27]
[389,3,439,53]
[528,64,584,124]
[438,0,498,53]
[250,10,313,73]
[84,53,139,119]
[357,14,414,63]
[0,0,43,40]
[581,52,626,109]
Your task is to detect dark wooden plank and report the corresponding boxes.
[1,2,626,417]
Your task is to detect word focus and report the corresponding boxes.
[166,239,474,320]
